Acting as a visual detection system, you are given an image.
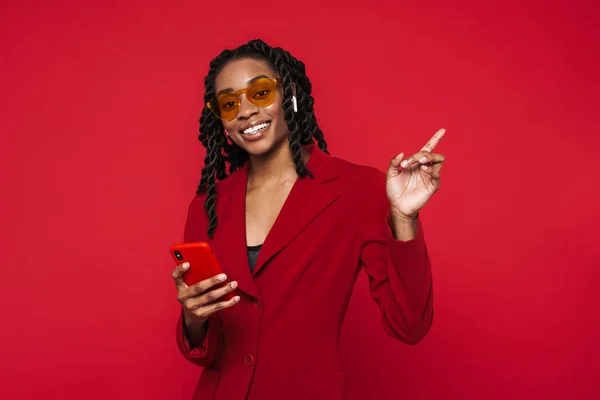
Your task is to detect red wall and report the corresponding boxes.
[1,0,598,398]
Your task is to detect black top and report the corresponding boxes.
[247,244,263,273]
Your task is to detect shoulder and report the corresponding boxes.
[330,155,387,194]
[186,191,208,220]
[187,174,230,210]
[183,190,212,242]
[329,155,390,221]
[185,174,233,218]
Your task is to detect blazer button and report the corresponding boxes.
[244,353,255,366]
[253,298,261,307]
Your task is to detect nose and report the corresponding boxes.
[237,94,259,119]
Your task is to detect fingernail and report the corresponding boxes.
[230,281,238,289]
[234,296,241,303]
[420,156,428,163]
[401,160,408,168]
[217,273,227,281]
[182,262,190,270]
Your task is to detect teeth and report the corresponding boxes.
[243,122,270,135]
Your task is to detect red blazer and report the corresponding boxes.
[176,144,433,400]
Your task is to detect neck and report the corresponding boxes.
[247,143,310,188]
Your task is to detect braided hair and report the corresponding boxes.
[197,39,328,238]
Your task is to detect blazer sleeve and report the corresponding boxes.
[359,169,434,345]
[176,312,224,367]
[174,195,224,367]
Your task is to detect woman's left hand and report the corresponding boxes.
[386,129,446,219]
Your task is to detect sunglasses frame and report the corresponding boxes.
[206,77,282,121]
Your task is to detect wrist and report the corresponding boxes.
[183,312,208,329]
[390,207,419,222]
[390,207,418,241]
[183,317,208,350]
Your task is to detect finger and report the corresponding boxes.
[420,164,441,179]
[420,128,446,153]
[185,280,239,310]
[193,296,241,319]
[387,152,404,177]
[416,153,445,165]
[172,262,190,291]
[178,273,228,304]
[400,150,429,169]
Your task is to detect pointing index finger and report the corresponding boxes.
[421,128,446,153]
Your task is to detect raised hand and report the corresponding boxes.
[386,129,446,219]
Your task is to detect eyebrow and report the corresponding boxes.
[217,75,271,96]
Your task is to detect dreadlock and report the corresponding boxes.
[196,39,328,238]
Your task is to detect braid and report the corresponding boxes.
[273,46,328,153]
[196,39,328,238]
[245,41,312,178]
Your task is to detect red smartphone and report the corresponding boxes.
[170,242,234,300]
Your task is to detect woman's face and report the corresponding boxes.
[214,58,289,158]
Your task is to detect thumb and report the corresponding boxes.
[387,152,404,178]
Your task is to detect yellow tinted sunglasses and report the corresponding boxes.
[207,77,281,121]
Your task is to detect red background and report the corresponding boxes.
[1,0,598,399]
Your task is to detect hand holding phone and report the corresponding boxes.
[170,242,235,298]
[171,242,240,330]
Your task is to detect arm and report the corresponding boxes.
[174,195,225,367]
[360,170,434,345]
[176,312,224,367]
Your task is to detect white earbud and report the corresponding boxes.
[292,95,298,112]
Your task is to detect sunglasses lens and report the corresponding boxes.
[211,94,238,121]
[247,78,277,107]
[208,78,278,121]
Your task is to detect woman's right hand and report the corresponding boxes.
[172,262,240,329]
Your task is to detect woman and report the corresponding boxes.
[171,39,446,400]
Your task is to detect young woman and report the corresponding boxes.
[171,39,446,400]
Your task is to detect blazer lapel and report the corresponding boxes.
[252,145,342,276]
[210,163,260,298]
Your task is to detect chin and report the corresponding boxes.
[233,132,289,159]
[239,139,280,157]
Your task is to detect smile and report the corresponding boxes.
[241,121,271,135]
